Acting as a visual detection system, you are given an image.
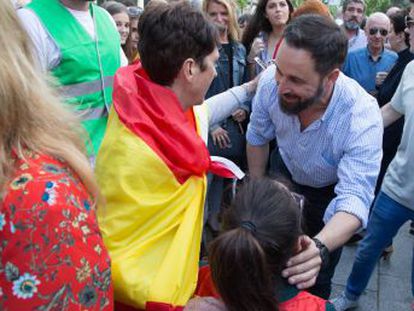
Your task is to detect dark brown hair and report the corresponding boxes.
[389,11,410,46]
[283,14,348,76]
[208,178,301,311]
[241,0,294,52]
[138,1,217,86]
[101,1,133,62]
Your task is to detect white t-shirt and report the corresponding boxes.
[17,6,128,72]
[382,60,414,209]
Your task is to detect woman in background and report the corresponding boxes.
[0,1,112,309]
[126,6,143,63]
[242,0,294,77]
[102,1,131,61]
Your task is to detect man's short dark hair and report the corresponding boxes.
[138,2,217,86]
[283,14,348,76]
[342,0,366,13]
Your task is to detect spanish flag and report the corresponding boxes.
[95,63,240,310]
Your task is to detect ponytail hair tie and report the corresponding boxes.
[240,221,257,233]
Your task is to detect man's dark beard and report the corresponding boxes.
[279,83,325,115]
[344,20,360,30]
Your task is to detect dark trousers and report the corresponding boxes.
[270,149,342,299]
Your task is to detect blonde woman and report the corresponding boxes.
[0,1,113,309]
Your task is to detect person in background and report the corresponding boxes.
[202,0,248,241]
[332,4,414,310]
[101,1,131,65]
[0,0,113,309]
[364,10,414,257]
[17,0,124,164]
[386,6,401,17]
[126,6,143,63]
[376,10,414,194]
[342,12,397,95]
[341,0,367,52]
[238,13,251,36]
[291,0,331,20]
[385,5,401,50]
[242,0,294,77]
[185,179,334,311]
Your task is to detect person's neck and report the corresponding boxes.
[298,84,334,131]
[344,27,358,39]
[219,31,229,44]
[269,26,284,41]
[368,45,383,60]
[168,83,192,112]
[395,43,408,54]
[60,0,89,11]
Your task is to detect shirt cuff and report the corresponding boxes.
[323,196,369,229]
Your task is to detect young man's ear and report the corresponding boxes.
[181,58,197,82]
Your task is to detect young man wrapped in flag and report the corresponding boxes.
[95,2,256,310]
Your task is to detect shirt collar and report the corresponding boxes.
[366,46,385,61]
[320,74,344,123]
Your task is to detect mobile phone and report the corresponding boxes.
[254,56,268,71]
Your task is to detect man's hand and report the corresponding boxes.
[232,109,247,123]
[281,235,322,289]
[211,126,231,149]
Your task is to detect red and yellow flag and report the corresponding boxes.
[96,63,219,310]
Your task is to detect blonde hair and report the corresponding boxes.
[0,0,100,203]
[203,0,241,42]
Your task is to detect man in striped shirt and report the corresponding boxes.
[247,15,383,299]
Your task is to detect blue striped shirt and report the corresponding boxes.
[246,65,383,228]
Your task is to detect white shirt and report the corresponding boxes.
[17,6,128,72]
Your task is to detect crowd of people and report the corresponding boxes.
[0,0,414,310]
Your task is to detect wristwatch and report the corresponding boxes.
[312,238,330,269]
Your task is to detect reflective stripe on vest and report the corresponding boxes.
[59,76,114,98]
[76,106,107,121]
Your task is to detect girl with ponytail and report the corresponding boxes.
[185,178,334,311]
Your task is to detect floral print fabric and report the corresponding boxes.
[0,152,113,310]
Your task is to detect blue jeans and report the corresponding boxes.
[345,191,414,300]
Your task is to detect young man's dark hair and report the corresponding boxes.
[283,14,348,76]
[138,1,218,86]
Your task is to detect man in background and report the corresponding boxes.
[18,0,124,162]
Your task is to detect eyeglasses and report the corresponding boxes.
[369,27,388,36]
[127,6,143,18]
[406,15,414,29]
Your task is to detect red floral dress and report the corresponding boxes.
[0,152,113,310]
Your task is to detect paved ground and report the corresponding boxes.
[331,222,413,310]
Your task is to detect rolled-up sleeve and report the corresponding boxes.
[323,107,383,229]
[246,67,277,146]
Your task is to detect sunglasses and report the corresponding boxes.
[369,27,388,36]
[127,6,143,18]
[406,15,414,29]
